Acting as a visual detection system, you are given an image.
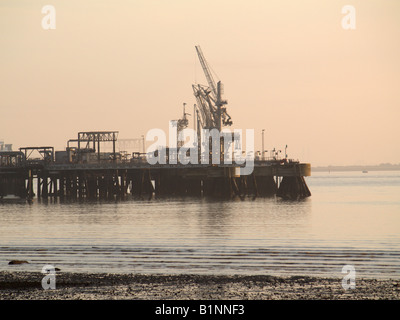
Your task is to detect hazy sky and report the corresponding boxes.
[1,0,399,166]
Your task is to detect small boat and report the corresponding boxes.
[362,170,368,173]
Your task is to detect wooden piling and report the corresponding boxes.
[0,159,311,201]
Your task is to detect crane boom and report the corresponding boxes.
[195,46,217,99]
[193,46,232,132]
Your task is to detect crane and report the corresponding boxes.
[177,103,190,133]
[195,46,218,99]
[192,46,232,132]
[174,103,191,149]
[191,46,235,164]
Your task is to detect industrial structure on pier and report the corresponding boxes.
[0,47,311,202]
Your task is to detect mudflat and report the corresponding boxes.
[0,271,399,300]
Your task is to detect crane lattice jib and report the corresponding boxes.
[195,46,217,99]
[192,84,217,129]
[193,46,233,130]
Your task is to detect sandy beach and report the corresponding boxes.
[0,271,399,300]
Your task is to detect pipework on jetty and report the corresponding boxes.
[0,46,311,203]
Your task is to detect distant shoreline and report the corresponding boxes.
[311,165,400,172]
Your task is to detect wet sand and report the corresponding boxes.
[0,271,399,300]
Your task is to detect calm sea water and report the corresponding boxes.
[1,171,399,279]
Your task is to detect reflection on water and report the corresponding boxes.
[0,171,399,278]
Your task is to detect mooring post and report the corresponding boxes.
[59,175,65,198]
[53,176,58,198]
[65,174,71,198]
[72,172,77,199]
[42,172,48,198]
[37,174,41,198]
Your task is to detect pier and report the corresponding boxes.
[0,138,311,202]
[0,46,311,203]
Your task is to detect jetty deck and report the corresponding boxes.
[0,147,311,202]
